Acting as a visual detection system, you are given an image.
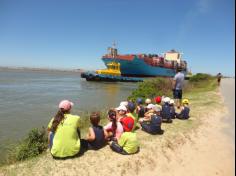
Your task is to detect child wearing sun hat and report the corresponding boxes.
[116,104,128,121]
[176,99,190,120]
[161,97,172,123]
[109,116,139,155]
[47,100,83,158]
[139,104,164,135]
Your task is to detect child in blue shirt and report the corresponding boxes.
[139,104,164,135]
[85,112,108,150]
[161,97,173,123]
[136,98,146,118]
[169,99,176,119]
[176,99,190,120]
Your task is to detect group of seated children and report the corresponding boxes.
[47,96,190,159]
[137,96,190,134]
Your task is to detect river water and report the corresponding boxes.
[0,69,138,145]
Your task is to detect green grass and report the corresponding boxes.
[128,77,173,101]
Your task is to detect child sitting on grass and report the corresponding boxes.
[169,99,176,119]
[136,98,146,118]
[116,104,128,121]
[109,116,139,155]
[161,97,173,123]
[154,96,162,111]
[139,104,164,135]
[145,98,152,106]
[176,99,190,120]
[47,100,83,159]
[104,109,124,141]
[84,112,108,150]
[126,102,139,131]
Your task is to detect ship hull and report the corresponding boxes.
[102,56,179,77]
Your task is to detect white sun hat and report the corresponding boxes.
[152,104,162,112]
[169,99,175,105]
[163,97,171,103]
[116,105,127,111]
[146,103,155,109]
[120,101,128,107]
[145,98,152,104]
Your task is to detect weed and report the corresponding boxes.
[128,77,172,101]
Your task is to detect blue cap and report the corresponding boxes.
[127,102,136,112]
[136,98,143,104]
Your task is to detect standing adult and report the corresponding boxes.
[217,73,222,86]
[172,68,185,108]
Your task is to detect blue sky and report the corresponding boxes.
[0,0,235,76]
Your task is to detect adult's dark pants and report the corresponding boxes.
[173,89,182,99]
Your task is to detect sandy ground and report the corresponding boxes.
[154,78,235,176]
[157,78,235,176]
[0,78,235,176]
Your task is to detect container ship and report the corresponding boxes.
[102,45,188,77]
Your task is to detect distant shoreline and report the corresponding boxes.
[1,66,234,79]
[0,66,86,73]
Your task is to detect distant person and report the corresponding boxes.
[109,116,139,155]
[104,109,124,141]
[47,100,83,159]
[83,112,107,150]
[217,73,222,86]
[139,104,164,135]
[172,67,185,108]
[176,99,190,120]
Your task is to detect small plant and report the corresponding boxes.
[12,127,48,161]
[128,78,172,101]
[187,73,217,91]
[189,73,213,82]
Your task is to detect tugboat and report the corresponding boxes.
[81,62,143,82]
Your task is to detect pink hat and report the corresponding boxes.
[59,100,74,111]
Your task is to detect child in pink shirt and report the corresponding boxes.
[104,109,124,141]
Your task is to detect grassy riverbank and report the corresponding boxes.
[0,74,221,176]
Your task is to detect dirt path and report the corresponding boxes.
[153,78,235,176]
[220,78,235,143]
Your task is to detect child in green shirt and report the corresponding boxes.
[109,116,139,155]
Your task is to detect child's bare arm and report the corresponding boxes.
[86,127,95,141]
[103,129,109,139]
